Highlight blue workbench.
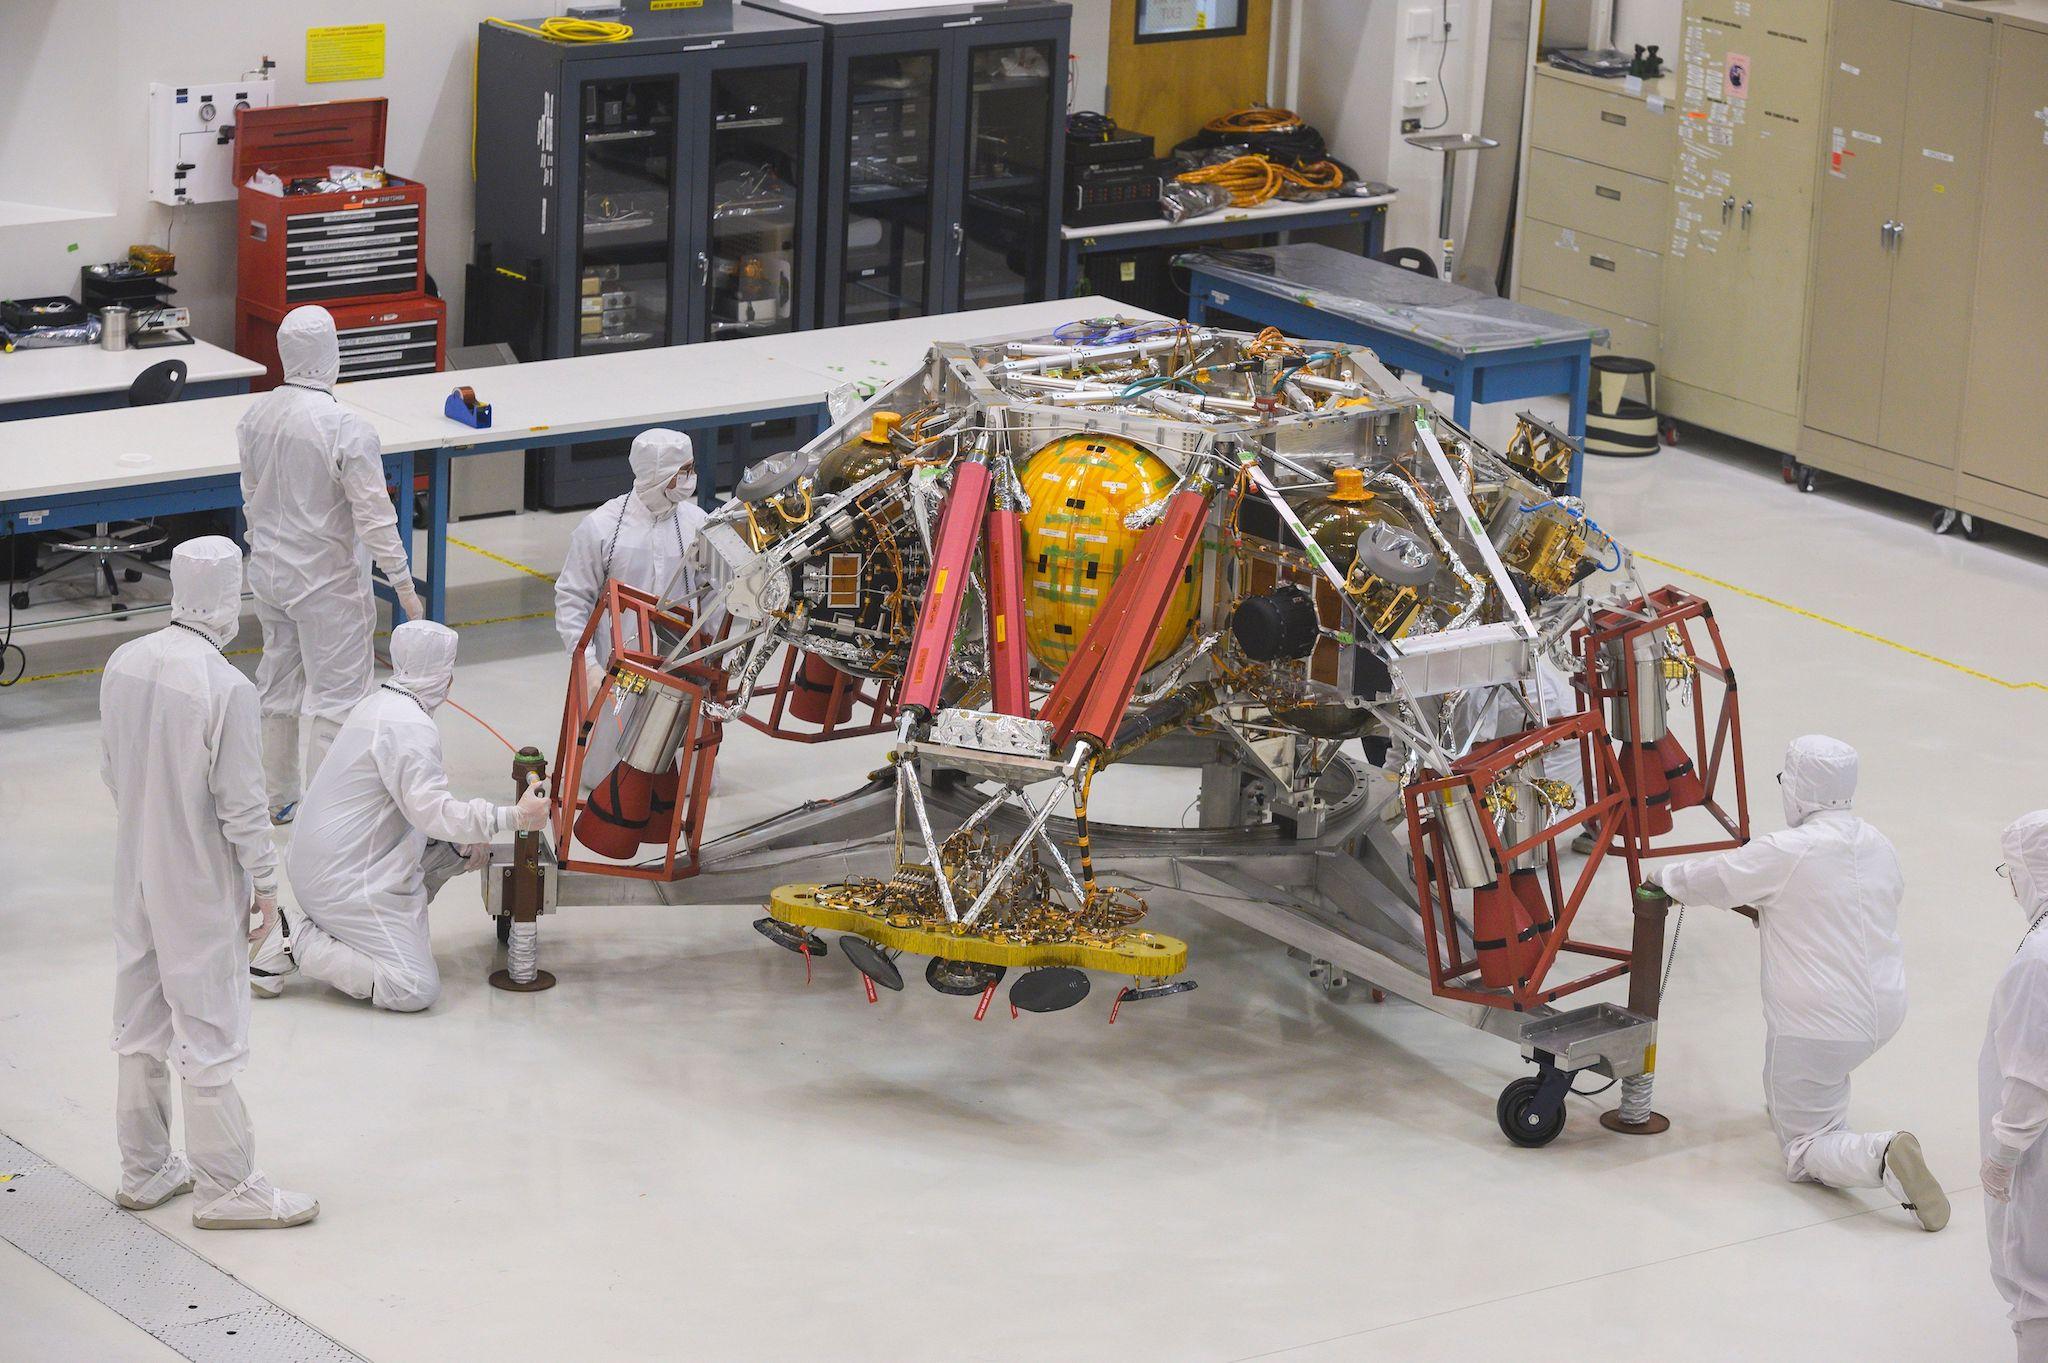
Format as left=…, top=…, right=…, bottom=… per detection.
left=1180, top=244, right=1604, bottom=495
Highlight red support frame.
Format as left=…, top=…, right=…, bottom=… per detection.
left=1576, top=585, right=1750, bottom=861
left=555, top=582, right=725, bottom=883
left=1401, top=711, right=1644, bottom=1013
left=739, top=647, right=899, bottom=743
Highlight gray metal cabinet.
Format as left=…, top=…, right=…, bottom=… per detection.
left=747, top=1, right=1070, bottom=328
left=471, top=8, right=824, bottom=506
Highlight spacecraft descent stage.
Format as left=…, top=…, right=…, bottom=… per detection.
left=483, top=319, right=1749, bottom=1146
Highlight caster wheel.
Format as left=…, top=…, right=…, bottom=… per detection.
left=1308, top=959, right=1354, bottom=1000
left=496, top=914, right=512, bottom=946
left=1963, top=515, right=1985, bottom=543
left=1497, top=1075, right=1566, bottom=1148
left=123, top=568, right=142, bottom=583
left=9, top=591, right=27, bottom=611
left=1661, top=419, right=1680, bottom=446
left=1780, top=454, right=1798, bottom=484
left=1796, top=466, right=1817, bottom=494
left=110, top=601, right=129, bottom=613
left=1932, top=508, right=1955, bottom=535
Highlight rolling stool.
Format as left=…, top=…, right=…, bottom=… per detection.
left=1584, top=355, right=1660, bottom=458
left=8, top=360, right=185, bottom=613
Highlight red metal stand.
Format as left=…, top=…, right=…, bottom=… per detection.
left=555, top=582, right=724, bottom=883
left=1402, top=711, right=1644, bottom=1013
left=1576, top=586, right=1749, bottom=861
left=739, top=647, right=899, bottom=743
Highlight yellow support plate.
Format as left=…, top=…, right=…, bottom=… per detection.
left=767, top=884, right=1188, bottom=978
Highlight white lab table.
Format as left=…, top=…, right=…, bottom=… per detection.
left=0, top=338, right=265, bottom=419
left=0, top=297, right=1169, bottom=621
left=752, top=296, right=1165, bottom=394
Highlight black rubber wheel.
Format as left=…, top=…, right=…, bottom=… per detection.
left=1931, top=509, right=1950, bottom=534
left=1497, top=1076, right=1567, bottom=1148
left=123, top=568, right=142, bottom=583
left=496, top=914, right=512, bottom=946
left=9, top=591, right=27, bottom=611
left=1964, top=516, right=1986, bottom=543
left=1796, top=466, right=1817, bottom=494
left=110, top=601, right=128, bottom=613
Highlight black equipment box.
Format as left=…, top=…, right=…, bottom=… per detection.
left=1066, top=124, right=1154, bottom=166
left=1064, top=158, right=1168, bottom=227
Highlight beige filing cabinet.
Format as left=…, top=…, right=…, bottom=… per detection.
left=1955, top=10, right=2048, bottom=538
left=1800, top=0, right=1994, bottom=507
left=1660, top=0, right=1831, bottom=453
left=1512, top=66, right=1678, bottom=367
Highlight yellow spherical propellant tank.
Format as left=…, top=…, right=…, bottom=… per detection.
left=1019, top=434, right=1201, bottom=674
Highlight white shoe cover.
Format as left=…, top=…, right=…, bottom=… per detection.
left=116, top=1152, right=194, bottom=1210
left=191, top=1174, right=319, bottom=1230
left=183, top=1079, right=318, bottom=1230
left=249, top=909, right=297, bottom=998
left=1883, top=1132, right=1949, bottom=1231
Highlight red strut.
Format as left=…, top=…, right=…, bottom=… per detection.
left=898, top=460, right=992, bottom=715
left=983, top=506, right=1030, bottom=716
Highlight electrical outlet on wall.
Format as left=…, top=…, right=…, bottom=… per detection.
left=1402, top=77, right=1432, bottom=108
left=1401, top=117, right=1423, bottom=134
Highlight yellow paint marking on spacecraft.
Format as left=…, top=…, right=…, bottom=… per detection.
left=1636, top=552, right=2048, bottom=697
left=768, top=883, right=1188, bottom=977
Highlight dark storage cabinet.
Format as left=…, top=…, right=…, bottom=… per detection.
left=472, top=8, right=823, bottom=506
left=748, top=1, right=1069, bottom=328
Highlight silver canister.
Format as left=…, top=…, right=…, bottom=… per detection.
left=100, top=306, right=133, bottom=351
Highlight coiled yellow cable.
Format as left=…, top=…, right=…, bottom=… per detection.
left=488, top=15, right=634, bottom=43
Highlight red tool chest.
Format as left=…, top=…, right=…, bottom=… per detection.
left=237, top=295, right=447, bottom=389
left=235, top=99, right=426, bottom=311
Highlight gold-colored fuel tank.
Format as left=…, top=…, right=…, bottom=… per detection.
left=1019, top=434, right=1201, bottom=674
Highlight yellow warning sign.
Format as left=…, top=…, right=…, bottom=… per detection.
left=650, top=0, right=705, bottom=9
left=306, top=24, right=387, bottom=84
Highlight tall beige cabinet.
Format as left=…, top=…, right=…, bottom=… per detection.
left=1955, top=14, right=2048, bottom=539
left=1659, top=0, right=1831, bottom=453
left=1512, top=67, right=1678, bottom=368
left=1799, top=0, right=1994, bottom=506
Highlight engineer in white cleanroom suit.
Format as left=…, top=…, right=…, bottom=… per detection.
left=1982, top=810, right=2048, bottom=1361
left=100, top=537, right=318, bottom=1230
left=554, top=428, right=709, bottom=671
left=1648, top=734, right=1948, bottom=1231
left=253, top=621, right=549, bottom=1012
left=238, top=304, right=425, bottom=825
left=553, top=428, right=709, bottom=776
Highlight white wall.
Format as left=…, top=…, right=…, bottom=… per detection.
left=1293, top=0, right=1494, bottom=252
left=1292, top=0, right=1680, bottom=257
left=0, top=0, right=1117, bottom=350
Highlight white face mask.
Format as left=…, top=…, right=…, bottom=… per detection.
left=669, top=467, right=697, bottom=505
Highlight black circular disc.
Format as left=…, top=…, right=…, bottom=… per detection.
left=1117, top=979, right=1198, bottom=1004
left=1009, top=966, right=1091, bottom=1014
left=1496, top=1075, right=1566, bottom=1148
left=925, top=957, right=1006, bottom=996
left=839, top=936, right=904, bottom=991
left=753, top=916, right=829, bottom=957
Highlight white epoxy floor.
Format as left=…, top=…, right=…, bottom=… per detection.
left=2, top=410, right=2043, bottom=1362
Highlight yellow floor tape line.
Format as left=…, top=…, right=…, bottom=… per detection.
left=7, top=611, right=551, bottom=687
left=448, top=535, right=557, bottom=582
left=1637, top=551, right=2048, bottom=696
